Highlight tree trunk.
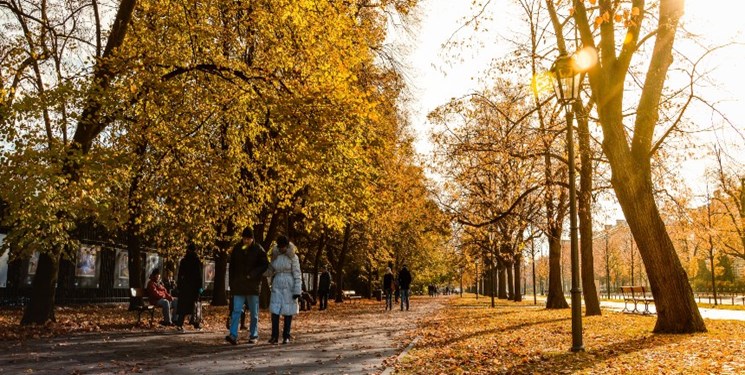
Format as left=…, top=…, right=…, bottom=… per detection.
left=496, top=260, right=509, bottom=299
left=613, top=169, right=705, bottom=332
left=577, top=103, right=601, bottom=316
left=546, top=224, right=569, bottom=309
left=21, top=252, right=60, bottom=325
left=572, top=0, right=705, bottom=333
left=126, top=228, right=144, bottom=311
left=505, top=260, right=514, bottom=300
left=211, top=249, right=229, bottom=306
left=513, top=256, right=522, bottom=302
left=333, top=223, right=352, bottom=303
left=310, top=233, right=326, bottom=299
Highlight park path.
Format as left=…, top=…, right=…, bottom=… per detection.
left=0, top=296, right=446, bottom=375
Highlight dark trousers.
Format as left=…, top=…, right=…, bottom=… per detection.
left=319, top=291, right=329, bottom=310
left=271, top=313, right=293, bottom=340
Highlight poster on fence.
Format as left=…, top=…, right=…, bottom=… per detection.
left=27, top=251, right=39, bottom=276
left=204, top=261, right=215, bottom=288
left=75, top=245, right=99, bottom=278
left=114, top=249, right=129, bottom=288
left=0, top=234, right=7, bottom=288
left=145, top=253, right=161, bottom=280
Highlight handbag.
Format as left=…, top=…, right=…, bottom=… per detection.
left=190, top=297, right=202, bottom=328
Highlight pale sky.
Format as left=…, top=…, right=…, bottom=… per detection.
left=387, top=0, right=745, bottom=216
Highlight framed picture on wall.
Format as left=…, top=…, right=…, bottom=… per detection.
left=75, top=245, right=99, bottom=278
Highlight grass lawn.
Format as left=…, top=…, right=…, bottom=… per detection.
left=395, top=295, right=745, bottom=374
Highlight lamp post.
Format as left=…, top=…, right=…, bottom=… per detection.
left=551, top=52, right=584, bottom=353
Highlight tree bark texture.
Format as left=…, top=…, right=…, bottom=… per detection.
left=576, top=103, right=601, bottom=316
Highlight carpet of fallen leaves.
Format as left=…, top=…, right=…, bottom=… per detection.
left=0, top=302, right=238, bottom=342
left=394, top=296, right=745, bottom=375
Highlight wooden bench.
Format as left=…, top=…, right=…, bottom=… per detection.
left=129, top=287, right=155, bottom=325
left=342, top=290, right=362, bottom=302
left=620, top=285, right=655, bottom=315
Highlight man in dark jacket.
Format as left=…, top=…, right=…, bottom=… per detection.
left=226, top=227, right=269, bottom=345
left=175, top=243, right=203, bottom=331
left=317, top=265, right=331, bottom=310
left=398, top=265, right=412, bottom=311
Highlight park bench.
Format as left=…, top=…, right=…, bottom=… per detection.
left=129, top=287, right=155, bottom=325
left=342, top=290, right=362, bottom=302
left=620, top=285, right=655, bottom=315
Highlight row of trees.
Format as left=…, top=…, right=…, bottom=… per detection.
left=430, top=0, right=741, bottom=334
left=0, top=0, right=454, bottom=325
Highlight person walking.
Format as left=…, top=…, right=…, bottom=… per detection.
left=146, top=269, right=178, bottom=325
left=268, top=235, right=302, bottom=344
left=398, top=265, right=412, bottom=311
left=383, top=267, right=394, bottom=311
left=175, top=243, right=203, bottom=331
left=226, top=227, right=269, bottom=345
left=317, top=265, right=331, bottom=311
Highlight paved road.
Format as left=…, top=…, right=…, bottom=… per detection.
left=0, top=298, right=444, bottom=375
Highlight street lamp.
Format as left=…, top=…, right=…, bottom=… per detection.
left=551, top=51, right=586, bottom=353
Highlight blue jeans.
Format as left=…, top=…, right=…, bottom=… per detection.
left=230, top=295, right=259, bottom=339
left=155, top=298, right=177, bottom=324
left=385, top=291, right=393, bottom=310
left=400, top=289, right=410, bottom=310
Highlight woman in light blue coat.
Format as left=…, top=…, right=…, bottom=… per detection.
left=268, top=235, right=302, bottom=344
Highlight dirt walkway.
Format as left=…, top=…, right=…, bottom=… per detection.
left=0, top=296, right=447, bottom=375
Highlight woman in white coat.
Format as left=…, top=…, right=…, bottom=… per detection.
left=268, top=235, right=302, bottom=344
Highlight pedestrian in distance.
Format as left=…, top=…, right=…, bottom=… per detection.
left=383, top=267, right=395, bottom=311
left=175, top=242, right=203, bottom=331
left=267, top=235, right=302, bottom=345
left=225, top=227, right=269, bottom=345
left=146, top=268, right=178, bottom=326
left=317, top=265, right=331, bottom=311
left=398, top=265, right=412, bottom=311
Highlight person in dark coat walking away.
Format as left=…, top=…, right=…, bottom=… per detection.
left=225, top=227, right=269, bottom=345
left=383, top=267, right=395, bottom=311
left=175, top=243, right=203, bottom=331
left=398, top=265, right=412, bottom=311
left=317, top=265, right=331, bottom=310
left=268, top=235, right=302, bottom=344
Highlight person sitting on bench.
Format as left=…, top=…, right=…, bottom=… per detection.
left=146, top=269, right=178, bottom=326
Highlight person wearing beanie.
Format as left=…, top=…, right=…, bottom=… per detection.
left=267, top=235, right=302, bottom=344
left=226, top=226, right=269, bottom=345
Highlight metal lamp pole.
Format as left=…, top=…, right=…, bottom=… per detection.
left=551, top=53, right=584, bottom=353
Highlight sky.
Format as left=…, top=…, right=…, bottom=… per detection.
left=387, top=0, right=745, bottom=219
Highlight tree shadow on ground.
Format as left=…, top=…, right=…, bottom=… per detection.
left=503, top=334, right=686, bottom=374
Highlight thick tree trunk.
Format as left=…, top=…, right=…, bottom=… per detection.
left=513, top=256, right=522, bottom=302
left=572, top=0, right=705, bottom=333
left=333, top=224, right=352, bottom=303
left=21, top=252, right=60, bottom=325
left=577, top=105, right=601, bottom=316
left=546, top=225, right=569, bottom=309
left=211, top=250, right=229, bottom=306
left=505, top=261, right=514, bottom=300
left=310, top=234, right=326, bottom=299
left=496, top=260, right=507, bottom=300
left=614, top=174, right=706, bottom=332
left=126, top=229, right=144, bottom=311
